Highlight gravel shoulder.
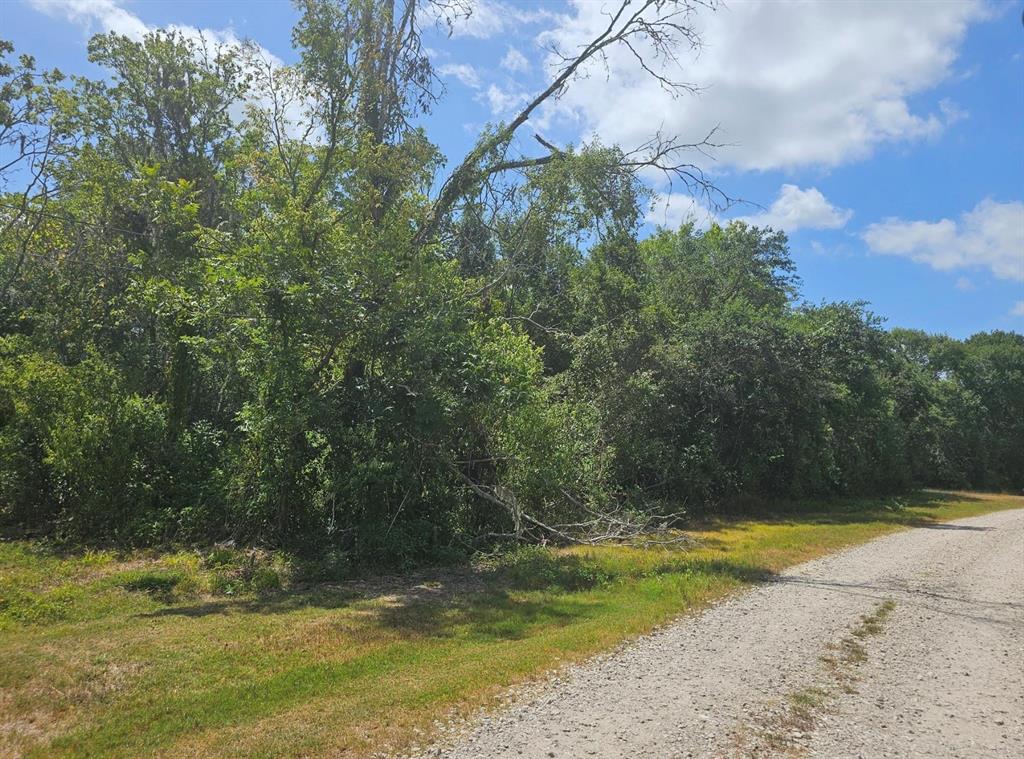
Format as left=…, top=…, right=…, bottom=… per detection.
left=414, top=508, right=1024, bottom=759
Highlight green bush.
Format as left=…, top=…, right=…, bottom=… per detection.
left=1, top=20, right=1020, bottom=568
left=0, top=339, right=227, bottom=544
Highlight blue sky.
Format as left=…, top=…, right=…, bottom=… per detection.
left=6, top=0, right=1023, bottom=337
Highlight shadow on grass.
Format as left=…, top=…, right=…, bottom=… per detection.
left=135, top=589, right=588, bottom=644
left=137, top=554, right=774, bottom=642
left=371, top=556, right=773, bottom=641
left=133, top=490, right=1009, bottom=626
left=375, top=593, right=583, bottom=641
left=137, top=586, right=363, bottom=618
left=689, top=490, right=988, bottom=534
left=135, top=582, right=601, bottom=643
left=120, top=571, right=183, bottom=603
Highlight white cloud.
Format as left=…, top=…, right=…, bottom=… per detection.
left=539, top=0, right=985, bottom=172
left=481, top=83, right=530, bottom=116
left=29, top=0, right=149, bottom=39
left=29, top=0, right=257, bottom=52
left=647, top=193, right=717, bottom=230
left=955, top=276, right=976, bottom=291
left=939, top=98, right=969, bottom=125
left=1012, top=301, right=1024, bottom=317
left=439, top=63, right=481, bottom=89
left=501, top=47, right=530, bottom=74
left=863, top=199, right=1024, bottom=282
left=736, top=185, right=852, bottom=233
left=27, top=0, right=317, bottom=137
left=449, top=0, right=505, bottom=39
left=649, top=185, right=851, bottom=235
left=450, top=1, right=556, bottom=40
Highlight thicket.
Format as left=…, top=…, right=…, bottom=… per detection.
left=1, top=3, right=1021, bottom=566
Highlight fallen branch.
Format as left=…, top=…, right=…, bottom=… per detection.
left=450, top=466, right=693, bottom=548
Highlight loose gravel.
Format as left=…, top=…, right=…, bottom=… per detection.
left=408, top=508, right=1024, bottom=758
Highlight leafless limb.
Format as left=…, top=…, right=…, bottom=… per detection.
left=416, top=0, right=720, bottom=245
left=450, top=464, right=692, bottom=547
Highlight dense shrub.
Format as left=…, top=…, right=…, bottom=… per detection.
left=1, top=23, right=1020, bottom=565
left=0, top=340, right=226, bottom=543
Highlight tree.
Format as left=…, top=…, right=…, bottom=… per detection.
left=1, top=2, right=1021, bottom=560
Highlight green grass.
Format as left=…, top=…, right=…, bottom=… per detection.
left=0, top=490, right=1020, bottom=757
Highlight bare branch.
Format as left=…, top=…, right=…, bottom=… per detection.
left=415, top=0, right=718, bottom=245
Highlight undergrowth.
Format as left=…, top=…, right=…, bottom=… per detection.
left=0, top=490, right=1019, bottom=758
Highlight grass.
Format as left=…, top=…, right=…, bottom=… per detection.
left=740, top=598, right=900, bottom=757
left=851, top=598, right=896, bottom=639
left=0, top=490, right=1021, bottom=757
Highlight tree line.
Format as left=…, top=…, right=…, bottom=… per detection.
left=1, top=1, right=1021, bottom=566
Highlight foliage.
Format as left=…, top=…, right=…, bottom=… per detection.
left=0, top=8, right=1021, bottom=563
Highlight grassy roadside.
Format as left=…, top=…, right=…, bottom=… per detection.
left=1, top=490, right=1021, bottom=757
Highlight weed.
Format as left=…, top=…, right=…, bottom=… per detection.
left=737, top=599, right=898, bottom=756
left=0, top=492, right=1016, bottom=758
left=120, top=570, right=184, bottom=601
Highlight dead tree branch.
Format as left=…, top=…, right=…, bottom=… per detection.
left=450, top=465, right=692, bottom=547
left=415, top=0, right=719, bottom=245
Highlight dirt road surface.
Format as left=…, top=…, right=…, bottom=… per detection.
left=416, top=508, right=1024, bottom=758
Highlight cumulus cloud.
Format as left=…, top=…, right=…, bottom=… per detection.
left=448, top=0, right=504, bottom=39
left=29, top=0, right=257, bottom=53
left=736, top=185, right=852, bottom=233
left=955, top=276, right=976, bottom=291
left=439, top=63, right=481, bottom=89
left=29, top=0, right=149, bottom=39
left=650, top=185, right=852, bottom=235
left=863, top=199, right=1024, bottom=281
left=481, top=83, right=530, bottom=116
left=1012, top=301, right=1024, bottom=317
left=539, top=0, right=985, bottom=172
left=450, top=1, right=555, bottom=40
left=501, top=47, right=530, bottom=74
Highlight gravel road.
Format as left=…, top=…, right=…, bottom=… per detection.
left=418, top=507, right=1024, bottom=758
